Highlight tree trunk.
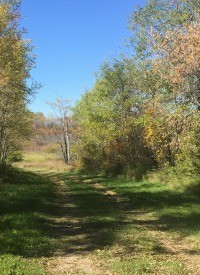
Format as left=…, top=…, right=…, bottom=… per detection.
left=63, top=121, right=70, bottom=164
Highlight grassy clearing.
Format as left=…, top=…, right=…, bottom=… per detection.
left=2, top=151, right=199, bottom=274
left=15, top=151, right=74, bottom=172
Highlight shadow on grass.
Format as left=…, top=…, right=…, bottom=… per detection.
left=1, top=169, right=199, bottom=259
left=0, top=169, right=56, bottom=258
left=44, top=172, right=200, bottom=257
left=0, top=169, right=126, bottom=258
left=43, top=172, right=126, bottom=255
left=89, top=175, right=200, bottom=241
left=66, top=174, right=200, bottom=239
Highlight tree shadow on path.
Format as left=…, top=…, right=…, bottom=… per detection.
left=45, top=173, right=127, bottom=256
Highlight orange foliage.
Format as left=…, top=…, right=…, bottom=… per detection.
left=159, top=18, right=200, bottom=84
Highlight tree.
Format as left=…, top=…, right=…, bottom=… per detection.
left=0, top=0, right=35, bottom=164
left=30, top=112, right=55, bottom=147
left=128, top=0, right=199, bottom=61
left=74, top=61, right=156, bottom=174
left=154, top=16, right=200, bottom=109
left=126, top=0, right=200, bottom=170
left=73, top=0, right=199, bottom=181
left=47, top=98, right=72, bottom=164
left=152, top=13, right=200, bottom=172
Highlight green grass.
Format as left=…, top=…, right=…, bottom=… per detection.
left=0, top=255, right=46, bottom=275
left=55, top=173, right=191, bottom=274
left=86, top=176, right=199, bottom=273
left=0, top=167, right=55, bottom=274
left=1, top=152, right=199, bottom=274
left=97, top=177, right=200, bottom=243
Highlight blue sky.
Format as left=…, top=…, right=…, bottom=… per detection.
left=21, top=0, right=144, bottom=115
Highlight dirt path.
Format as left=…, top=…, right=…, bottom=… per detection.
left=149, top=230, right=200, bottom=274
left=45, top=175, right=113, bottom=275
left=47, top=255, right=111, bottom=275
left=43, top=174, right=199, bottom=275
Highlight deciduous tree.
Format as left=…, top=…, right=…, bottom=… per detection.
left=0, top=0, right=35, bottom=164
left=47, top=98, right=72, bottom=164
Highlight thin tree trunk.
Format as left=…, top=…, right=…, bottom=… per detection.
left=63, top=121, right=70, bottom=164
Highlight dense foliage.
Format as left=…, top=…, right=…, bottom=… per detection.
left=73, top=0, right=200, bottom=184
left=0, top=0, right=35, bottom=164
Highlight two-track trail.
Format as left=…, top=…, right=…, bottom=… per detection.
left=44, top=174, right=114, bottom=275
left=35, top=172, right=199, bottom=275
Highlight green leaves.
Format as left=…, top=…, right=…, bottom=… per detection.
left=0, top=0, right=35, bottom=164
left=73, top=0, right=199, bottom=178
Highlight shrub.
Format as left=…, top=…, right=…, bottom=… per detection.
left=146, top=164, right=199, bottom=191
left=7, top=151, right=23, bottom=163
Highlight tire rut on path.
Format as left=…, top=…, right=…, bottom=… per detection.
left=87, top=180, right=200, bottom=275
left=45, top=175, right=113, bottom=275
left=42, top=173, right=199, bottom=275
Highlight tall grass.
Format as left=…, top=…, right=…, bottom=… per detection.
left=14, top=151, right=74, bottom=172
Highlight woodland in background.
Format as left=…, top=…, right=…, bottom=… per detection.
left=0, top=0, right=199, bottom=188
left=26, top=107, right=76, bottom=164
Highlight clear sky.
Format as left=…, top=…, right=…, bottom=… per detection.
left=21, top=0, right=145, bottom=115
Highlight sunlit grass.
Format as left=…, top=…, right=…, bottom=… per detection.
left=14, top=151, right=74, bottom=172
left=0, top=167, right=55, bottom=274
left=99, top=178, right=200, bottom=245
left=0, top=255, right=46, bottom=275
left=56, top=173, right=188, bottom=274
left=65, top=173, right=198, bottom=273
left=1, top=151, right=199, bottom=274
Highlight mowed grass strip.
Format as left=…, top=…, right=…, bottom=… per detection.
left=97, top=177, right=200, bottom=245
left=0, top=167, right=56, bottom=274
left=55, top=174, right=190, bottom=274
left=84, top=175, right=200, bottom=274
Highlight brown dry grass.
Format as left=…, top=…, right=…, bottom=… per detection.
left=14, top=151, right=75, bottom=172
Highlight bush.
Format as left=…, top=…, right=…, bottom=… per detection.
left=146, top=164, right=199, bottom=191
left=79, top=156, right=103, bottom=174
left=7, top=151, right=23, bottom=163
left=0, top=164, right=18, bottom=183
left=104, top=162, right=124, bottom=176
left=123, top=165, right=146, bottom=181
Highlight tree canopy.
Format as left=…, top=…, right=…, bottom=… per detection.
left=0, top=0, right=35, bottom=164
left=73, top=0, right=200, bottom=180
